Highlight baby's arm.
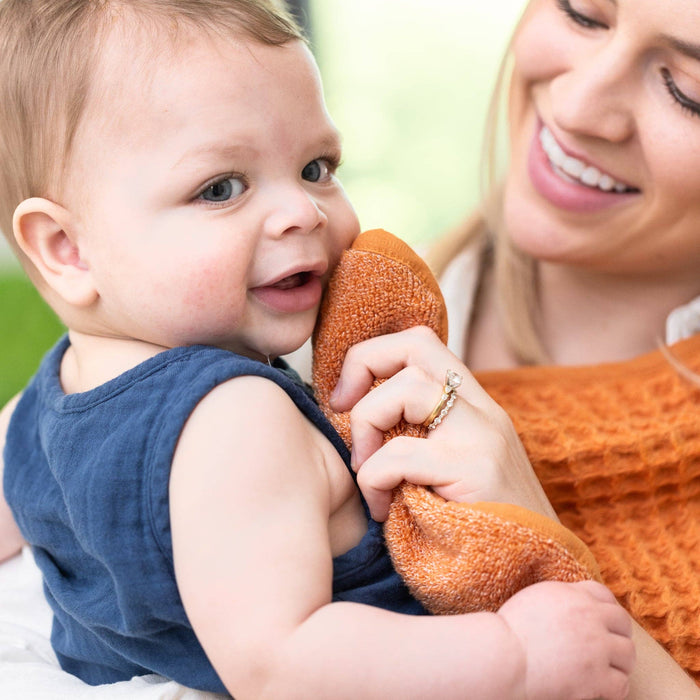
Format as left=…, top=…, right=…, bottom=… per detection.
left=0, top=394, right=25, bottom=562
left=169, top=375, right=633, bottom=699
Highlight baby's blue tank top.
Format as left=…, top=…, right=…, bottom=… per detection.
left=4, top=337, right=426, bottom=692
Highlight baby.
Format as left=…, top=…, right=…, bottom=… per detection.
left=0, top=1, right=634, bottom=698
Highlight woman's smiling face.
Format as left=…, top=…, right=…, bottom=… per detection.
left=503, top=0, right=700, bottom=281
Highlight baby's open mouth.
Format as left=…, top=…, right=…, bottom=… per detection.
left=252, top=269, right=323, bottom=314
left=271, top=271, right=313, bottom=290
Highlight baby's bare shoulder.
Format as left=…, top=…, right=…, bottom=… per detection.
left=171, top=374, right=333, bottom=504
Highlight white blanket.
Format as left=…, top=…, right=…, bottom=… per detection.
left=0, top=548, right=227, bottom=699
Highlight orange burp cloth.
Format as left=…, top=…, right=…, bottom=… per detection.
left=312, top=229, right=598, bottom=615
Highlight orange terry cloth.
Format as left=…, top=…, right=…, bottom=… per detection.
left=312, top=229, right=598, bottom=617
left=477, top=341, right=700, bottom=683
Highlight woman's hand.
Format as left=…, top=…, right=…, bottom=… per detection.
left=330, top=326, right=558, bottom=522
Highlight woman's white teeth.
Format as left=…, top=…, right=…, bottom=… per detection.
left=540, top=126, right=629, bottom=193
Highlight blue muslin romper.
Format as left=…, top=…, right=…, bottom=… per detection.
left=4, top=337, right=426, bottom=692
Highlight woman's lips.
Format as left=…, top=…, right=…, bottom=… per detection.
left=527, top=122, right=639, bottom=213
left=251, top=271, right=323, bottom=314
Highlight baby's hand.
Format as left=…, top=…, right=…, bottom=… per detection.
left=498, top=580, right=635, bottom=700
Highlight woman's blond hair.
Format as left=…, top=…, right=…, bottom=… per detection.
left=0, top=0, right=304, bottom=269
left=430, top=2, right=547, bottom=365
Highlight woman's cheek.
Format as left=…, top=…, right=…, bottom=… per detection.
left=511, top=2, right=574, bottom=86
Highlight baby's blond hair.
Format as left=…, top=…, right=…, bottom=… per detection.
left=0, top=0, right=304, bottom=270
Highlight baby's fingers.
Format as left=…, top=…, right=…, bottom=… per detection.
left=604, top=600, right=634, bottom=642
left=576, top=581, right=634, bottom=640
left=608, top=630, right=636, bottom=676
left=575, top=579, right=618, bottom=603
left=598, top=668, right=632, bottom=700
left=601, top=602, right=636, bottom=677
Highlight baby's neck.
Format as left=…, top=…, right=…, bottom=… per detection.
left=60, top=331, right=169, bottom=394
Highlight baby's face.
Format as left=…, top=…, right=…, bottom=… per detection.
left=61, top=32, right=360, bottom=361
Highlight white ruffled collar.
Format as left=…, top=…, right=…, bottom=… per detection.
left=666, top=296, right=700, bottom=344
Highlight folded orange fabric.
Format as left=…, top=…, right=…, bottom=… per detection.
left=312, top=229, right=597, bottom=616
left=477, top=338, right=700, bottom=682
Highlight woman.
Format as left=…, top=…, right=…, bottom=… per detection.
left=432, top=0, right=700, bottom=695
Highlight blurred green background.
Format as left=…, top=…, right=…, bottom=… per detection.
left=0, top=0, right=524, bottom=407
left=0, top=273, right=64, bottom=406
left=312, top=0, right=523, bottom=246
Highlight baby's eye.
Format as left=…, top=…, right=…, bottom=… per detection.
left=198, top=176, right=246, bottom=203
left=301, top=158, right=335, bottom=183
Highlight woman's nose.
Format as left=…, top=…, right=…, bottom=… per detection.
left=549, top=39, right=635, bottom=143
left=264, top=184, right=327, bottom=238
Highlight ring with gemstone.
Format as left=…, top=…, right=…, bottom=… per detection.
left=423, top=369, right=463, bottom=431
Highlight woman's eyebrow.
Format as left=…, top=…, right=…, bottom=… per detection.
left=665, top=36, right=700, bottom=63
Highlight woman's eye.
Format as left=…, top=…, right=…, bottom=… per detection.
left=661, top=68, right=700, bottom=119
left=556, top=0, right=607, bottom=30
left=198, top=176, right=246, bottom=203
left=301, top=158, right=334, bottom=183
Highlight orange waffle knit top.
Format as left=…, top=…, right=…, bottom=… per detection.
left=476, top=335, right=700, bottom=683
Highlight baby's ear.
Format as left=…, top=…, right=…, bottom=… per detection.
left=13, top=197, right=97, bottom=307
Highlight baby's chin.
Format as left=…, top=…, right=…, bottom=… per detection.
left=279, top=338, right=312, bottom=377
left=225, top=332, right=314, bottom=366
left=259, top=314, right=319, bottom=361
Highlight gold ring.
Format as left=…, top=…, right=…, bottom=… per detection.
left=423, top=369, right=463, bottom=431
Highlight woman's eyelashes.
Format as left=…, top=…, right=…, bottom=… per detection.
left=555, top=0, right=607, bottom=30
left=661, top=68, right=700, bottom=119
left=555, top=0, right=700, bottom=121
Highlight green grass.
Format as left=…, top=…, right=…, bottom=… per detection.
left=0, top=269, right=65, bottom=407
